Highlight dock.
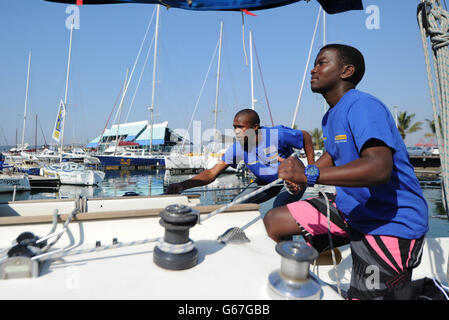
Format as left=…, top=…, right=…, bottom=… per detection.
left=409, top=155, right=441, bottom=168
left=28, top=175, right=60, bottom=191
left=100, top=165, right=164, bottom=171
left=409, top=155, right=441, bottom=182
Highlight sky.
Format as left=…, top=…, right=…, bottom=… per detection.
left=0, top=0, right=439, bottom=148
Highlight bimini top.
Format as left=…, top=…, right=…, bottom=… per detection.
left=44, top=0, right=364, bottom=14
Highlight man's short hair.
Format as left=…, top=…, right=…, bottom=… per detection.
left=234, top=109, right=260, bottom=126
left=321, top=44, right=365, bottom=86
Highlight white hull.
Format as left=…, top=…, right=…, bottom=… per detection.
left=0, top=194, right=201, bottom=217
left=0, top=173, right=31, bottom=193
left=57, top=169, right=104, bottom=186
left=164, top=153, right=208, bottom=170
left=165, top=152, right=237, bottom=173
left=40, top=162, right=105, bottom=186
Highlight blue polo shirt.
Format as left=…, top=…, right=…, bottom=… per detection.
left=322, top=89, right=428, bottom=239
left=222, top=125, right=304, bottom=184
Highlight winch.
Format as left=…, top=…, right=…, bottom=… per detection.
left=153, top=204, right=199, bottom=270
left=268, top=240, right=321, bottom=300
left=0, top=232, right=46, bottom=279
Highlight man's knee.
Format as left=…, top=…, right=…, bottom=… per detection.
left=263, top=207, right=287, bottom=242
left=263, top=208, right=276, bottom=239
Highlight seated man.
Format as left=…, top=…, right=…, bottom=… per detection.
left=166, top=109, right=315, bottom=208
left=263, top=44, right=428, bottom=300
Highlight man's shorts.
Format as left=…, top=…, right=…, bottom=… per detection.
left=286, top=193, right=425, bottom=300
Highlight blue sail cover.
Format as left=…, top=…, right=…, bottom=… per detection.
left=45, top=0, right=363, bottom=14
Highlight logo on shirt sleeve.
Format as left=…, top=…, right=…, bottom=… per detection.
left=334, top=134, right=347, bottom=143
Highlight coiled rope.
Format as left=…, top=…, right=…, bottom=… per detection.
left=417, top=0, right=449, bottom=219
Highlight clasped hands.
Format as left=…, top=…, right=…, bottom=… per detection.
left=277, top=156, right=307, bottom=194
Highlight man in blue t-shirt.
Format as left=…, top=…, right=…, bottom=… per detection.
left=166, top=109, right=315, bottom=208
left=263, top=44, right=429, bottom=300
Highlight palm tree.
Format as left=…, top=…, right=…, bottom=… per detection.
left=396, top=110, right=423, bottom=140
left=425, top=115, right=442, bottom=137
left=310, top=128, right=324, bottom=150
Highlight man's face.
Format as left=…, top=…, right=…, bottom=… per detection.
left=233, top=114, right=258, bottom=145
left=310, top=48, right=344, bottom=94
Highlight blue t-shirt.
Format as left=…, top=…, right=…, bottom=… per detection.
left=222, top=125, right=304, bottom=184
left=322, top=89, right=428, bottom=239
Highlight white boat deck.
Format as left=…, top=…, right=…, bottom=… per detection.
left=0, top=203, right=447, bottom=300
left=0, top=206, right=343, bottom=300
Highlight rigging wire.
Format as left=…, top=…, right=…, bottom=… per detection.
left=241, top=11, right=249, bottom=66
left=291, top=6, right=323, bottom=128
left=181, top=39, right=220, bottom=151
left=125, top=34, right=155, bottom=122
left=252, top=37, right=275, bottom=126
left=111, top=7, right=156, bottom=128
left=125, top=7, right=157, bottom=122
left=97, top=81, right=124, bottom=148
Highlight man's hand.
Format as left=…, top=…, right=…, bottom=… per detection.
left=278, top=156, right=306, bottom=185
left=165, top=183, right=184, bottom=194
left=284, top=180, right=306, bottom=195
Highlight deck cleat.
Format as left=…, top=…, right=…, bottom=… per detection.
left=153, top=204, right=199, bottom=270
left=268, top=240, right=321, bottom=300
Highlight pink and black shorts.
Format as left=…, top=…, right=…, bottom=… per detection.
left=287, top=193, right=425, bottom=300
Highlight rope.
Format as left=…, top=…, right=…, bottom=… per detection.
left=417, top=1, right=449, bottom=218
left=32, top=237, right=159, bottom=261
left=314, top=186, right=341, bottom=296
left=199, top=178, right=283, bottom=223
left=37, top=208, right=80, bottom=252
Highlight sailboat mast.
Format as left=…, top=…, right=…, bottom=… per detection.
left=322, top=11, right=327, bottom=116
left=114, top=68, right=129, bottom=155
left=214, top=20, right=224, bottom=134
left=250, top=30, right=255, bottom=110
left=21, top=51, right=32, bottom=152
left=35, top=114, right=38, bottom=151
left=60, top=19, right=74, bottom=162
left=149, top=4, right=161, bottom=154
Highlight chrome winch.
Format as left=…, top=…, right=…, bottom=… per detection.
left=268, top=240, right=321, bottom=300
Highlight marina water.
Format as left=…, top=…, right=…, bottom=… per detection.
left=1, top=170, right=447, bottom=238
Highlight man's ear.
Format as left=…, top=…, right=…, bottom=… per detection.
left=341, top=64, right=355, bottom=81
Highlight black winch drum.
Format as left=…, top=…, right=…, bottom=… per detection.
left=153, top=204, right=199, bottom=270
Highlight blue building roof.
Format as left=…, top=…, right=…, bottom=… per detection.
left=86, top=121, right=170, bottom=148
